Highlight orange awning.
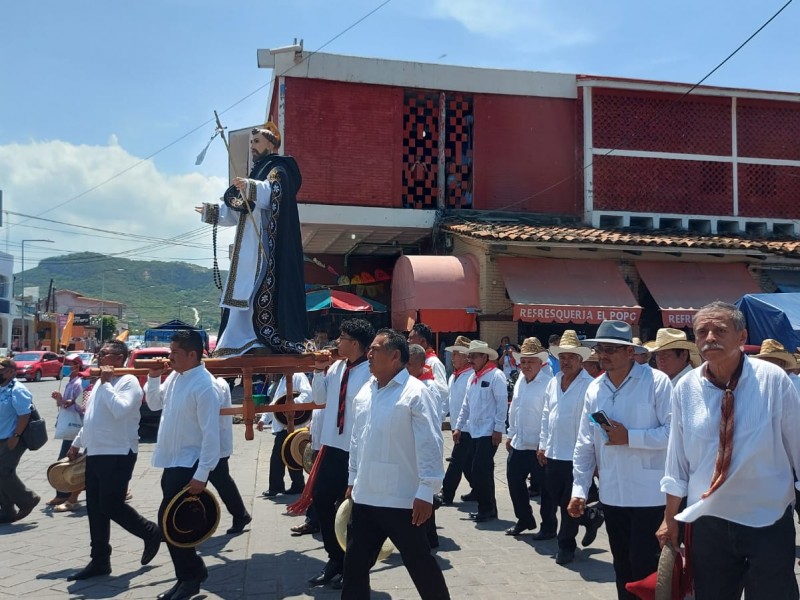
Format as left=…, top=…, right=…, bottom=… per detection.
left=391, top=255, right=480, bottom=332
left=636, top=261, right=762, bottom=328
left=497, top=257, right=641, bottom=325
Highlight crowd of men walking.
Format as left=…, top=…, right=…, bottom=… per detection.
left=2, top=301, right=800, bottom=600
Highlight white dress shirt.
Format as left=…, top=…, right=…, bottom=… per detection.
left=425, top=353, right=449, bottom=420
left=310, top=406, right=325, bottom=451
left=540, top=369, right=595, bottom=461
left=455, top=366, right=508, bottom=438
left=789, top=372, right=800, bottom=395
left=348, top=369, right=444, bottom=508
left=215, top=377, right=233, bottom=459
left=572, top=361, right=672, bottom=507
left=447, top=368, right=471, bottom=432
left=72, top=374, right=142, bottom=456
left=507, top=369, right=552, bottom=450
left=661, top=357, right=800, bottom=526
left=312, top=359, right=371, bottom=451
left=147, top=365, right=221, bottom=482
left=259, top=373, right=311, bottom=434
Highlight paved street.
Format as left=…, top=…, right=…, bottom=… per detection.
left=2, top=377, right=798, bottom=599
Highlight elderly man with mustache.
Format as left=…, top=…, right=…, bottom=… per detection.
left=658, top=301, right=800, bottom=600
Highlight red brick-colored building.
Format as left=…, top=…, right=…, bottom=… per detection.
left=241, top=48, right=800, bottom=345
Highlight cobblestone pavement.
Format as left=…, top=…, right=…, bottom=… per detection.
left=3, top=378, right=799, bottom=599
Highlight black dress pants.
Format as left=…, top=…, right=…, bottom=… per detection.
left=312, top=446, right=349, bottom=567
left=469, top=435, right=498, bottom=514
left=208, top=456, right=248, bottom=520
left=441, top=431, right=473, bottom=502
left=159, top=466, right=206, bottom=581
left=341, top=502, right=450, bottom=600
left=506, top=448, right=538, bottom=527
left=85, top=452, right=158, bottom=564
left=544, top=458, right=594, bottom=551
left=691, top=504, right=798, bottom=600
left=269, top=430, right=305, bottom=493
left=602, top=504, right=664, bottom=600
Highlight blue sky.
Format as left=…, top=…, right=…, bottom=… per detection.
left=1, top=0, right=797, bottom=278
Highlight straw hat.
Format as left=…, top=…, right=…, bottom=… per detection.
left=649, top=328, right=702, bottom=367
left=281, top=428, right=311, bottom=471
left=754, top=339, right=798, bottom=369
left=302, top=443, right=315, bottom=475
left=625, top=541, right=688, bottom=600
left=271, top=391, right=313, bottom=427
left=445, top=336, right=471, bottom=354
left=335, top=497, right=394, bottom=561
left=162, top=487, right=220, bottom=548
left=582, top=320, right=643, bottom=349
left=513, top=337, right=550, bottom=363
left=47, top=454, right=87, bottom=493
left=583, top=349, right=600, bottom=364
left=550, top=330, right=591, bottom=361
left=465, top=340, right=498, bottom=361
left=632, top=337, right=650, bottom=356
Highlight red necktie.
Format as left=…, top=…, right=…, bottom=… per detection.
left=337, top=355, right=367, bottom=435
left=701, top=353, right=745, bottom=498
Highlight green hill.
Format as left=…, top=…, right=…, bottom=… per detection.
left=20, top=252, right=225, bottom=334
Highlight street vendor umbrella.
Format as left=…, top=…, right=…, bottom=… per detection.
left=306, top=289, right=374, bottom=313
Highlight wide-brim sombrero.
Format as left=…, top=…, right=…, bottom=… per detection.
left=281, top=428, right=310, bottom=471
left=625, top=542, right=687, bottom=600
left=335, top=497, right=394, bottom=561
left=272, top=392, right=313, bottom=427
left=47, top=454, right=87, bottom=493
left=162, top=486, right=220, bottom=548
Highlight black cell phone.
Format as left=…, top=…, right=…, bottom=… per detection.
left=591, top=410, right=612, bottom=427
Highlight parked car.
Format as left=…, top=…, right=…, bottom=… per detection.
left=14, top=351, right=64, bottom=382
left=127, top=347, right=171, bottom=439
left=66, top=352, right=96, bottom=368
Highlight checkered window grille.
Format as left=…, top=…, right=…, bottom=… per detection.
left=402, top=91, right=474, bottom=209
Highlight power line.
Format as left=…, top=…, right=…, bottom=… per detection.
left=9, top=0, right=393, bottom=229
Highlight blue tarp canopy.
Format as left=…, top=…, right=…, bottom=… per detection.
left=735, top=293, right=800, bottom=351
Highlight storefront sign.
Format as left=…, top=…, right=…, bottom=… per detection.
left=73, top=313, right=92, bottom=326
left=661, top=310, right=696, bottom=328
left=514, top=304, right=641, bottom=325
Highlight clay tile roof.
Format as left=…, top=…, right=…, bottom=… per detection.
left=441, top=218, right=800, bottom=259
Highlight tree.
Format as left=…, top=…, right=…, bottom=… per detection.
left=100, top=316, right=117, bottom=341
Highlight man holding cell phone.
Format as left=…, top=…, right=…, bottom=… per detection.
left=567, top=320, right=672, bottom=600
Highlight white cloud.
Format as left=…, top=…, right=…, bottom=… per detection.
left=0, top=139, right=231, bottom=268
left=428, top=0, right=594, bottom=49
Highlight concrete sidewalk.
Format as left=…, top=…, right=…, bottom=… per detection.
left=2, top=379, right=796, bottom=599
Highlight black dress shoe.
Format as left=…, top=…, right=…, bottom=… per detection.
left=556, top=548, right=576, bottom=565
left=530, top=530, right=557, bottom=541
left=434, top=493, right=453, bottom=507
left=14, top=495, right=40, bottom=522
left=290, top=522, right=320, bottom=537
left=168, top=578, right=203, bottom=600
left=330, top=573, right=343, bottom=589
left=460, top=491, right=477, bottom=502
left=285, top=486, right=305, bottom=495
left=67, top=561, right=112, bottom=581
left=156, top=581, right=180, bottom=600
left=141, top=530, right=161, bottom=565
left=308, top=562, right=343, bottom=587
left=472, top=510, right=498, bottom=523
left=505, top=520, right=536, bottom=536
left=227, top=513, right=252, bottom=534
left=261, top=489, right=283, bottom=498
left=581, top=506, right=605, bottom=547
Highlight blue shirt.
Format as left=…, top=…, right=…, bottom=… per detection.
left=548, top=354, right=561, bottom=375
left=0, top=380, right=33, bottom=439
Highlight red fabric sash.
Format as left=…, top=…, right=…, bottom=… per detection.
left=453, top=365, right=471, bottom=378
left=470, top=362, right=497, bottom=385
left=286, top=445, right=326, bottom=516
left=418, top=366, right=435, bottom=381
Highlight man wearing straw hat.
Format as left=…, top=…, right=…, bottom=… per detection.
left=454, top=340, right=508, bottom=522
left=307, top=318, right=374, bottom=588
left=437, top=336, right=474, bottom=506
left=146, top=330, right=221, bottom=600
left=649, top=328, right=701, bottom=385
left=342, top=328, right=449, bottom=599
left=66, top=340, right=160, bottom=581
left=504, top=337, right=553, bottom=537
left=568, top=320, right=672, bottom=599
left=659, top=302, right=800, bottom=600
left=538, top=331, right=604, bottom=564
